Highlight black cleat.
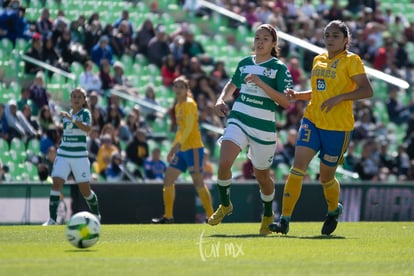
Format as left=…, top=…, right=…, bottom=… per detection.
left=321, top=203, right=343, bottom=235
left=151, top=216, right=174, bottom=224
left=268, top=217, right=290, bottom=234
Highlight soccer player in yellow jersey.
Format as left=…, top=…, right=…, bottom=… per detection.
left=152, top=76, right=214, bottom=223
left=269, top=20, right=373, bottom=235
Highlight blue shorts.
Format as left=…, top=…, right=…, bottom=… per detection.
left=296, top=118, right=352, bottom=167
left=169, top=147, right=204, bottom=174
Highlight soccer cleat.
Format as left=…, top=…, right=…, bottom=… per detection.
left=151, top=216, right=174, bottom=224
left=268, top=217, right=290, bottom=234
left=42, top=218, right=57, bottom=226
left=259, top=213, right=274, bottom=235
left=207, top=202, right=233, bottom=226
left=321, top=203, right=343, bottom=235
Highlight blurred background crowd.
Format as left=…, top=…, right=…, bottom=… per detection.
left=1, top=0, right=414, bottom=183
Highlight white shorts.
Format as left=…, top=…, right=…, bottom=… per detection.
left=51, top=156, right=91, bottom=183
left=221, top=124, right=276, bottom=170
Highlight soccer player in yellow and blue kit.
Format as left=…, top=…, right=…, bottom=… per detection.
left=152, top=76, right=214, bottom=223
left=269, top=20, right=373, bottom=235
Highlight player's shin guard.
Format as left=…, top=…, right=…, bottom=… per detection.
left=163, top=184, right=175, bottom=218
left=84, top=190, right=100, bottom=217
left=322, top=178, right=340, bottom=213
left=217, top=178, right=232, bottom=206
left=196, top=185, right=214, bottom=218
left=281, top=168, right=305, bottom=217
left=261, top=190, right=274, bottom=217
left=49, top=190, right=61, bottom=221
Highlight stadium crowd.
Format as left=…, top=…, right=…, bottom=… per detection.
left=1, top=0, right=414, bottom=182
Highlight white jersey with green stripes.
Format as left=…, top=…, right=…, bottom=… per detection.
left=228, top=55, right=293, bottom=145
left=57, top=108, right=91, bottom=158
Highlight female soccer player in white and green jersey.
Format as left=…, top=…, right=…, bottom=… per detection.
left=43, top=88, right=101, bottom=225
left=207, top=24, right=294, bottom=235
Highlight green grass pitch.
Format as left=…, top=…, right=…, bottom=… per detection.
left=0, top=222, right=413, bottom=275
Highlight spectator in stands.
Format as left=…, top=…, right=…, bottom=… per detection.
left=79, top=60, right=103, bottom=95
left=38, top=105, right=55, bottom=133
left=36, top=8, right=53, bottom=39
left=0, top=0, right=20, bottom=43
left=147, top=24, right=171, bottom=68
left=39, top=125, right=59, bottom=156
left=355, top=139, right=380, bottom=181
left=342, top=140, right=360, bottom=173
left=98, top=58, right=115, bottom=91
left=285, top=100, right=306, bottom=130
left=4, top=99, right=37, bottom=141
left=144, top=147, right=167, bottom=180
left=209, top=60, right=229, bottom=90
left=22, top=103, right=40, bottom=137
left=104, top=103, right=122, bottom=130
left=105, top=152, right=129, bottom=182
left=112, top=61, right=138, bottom=96
left=91, top=35, right=114, bottom=67
left=169, top=34, right=184, bottom=62
left=100, top=123, right=121, bottom=151
left=273, top=128, right=298, bottom=168
left=385, top=86, right=411, bottom=125
left=93, top=133, right=119, bottom=179
left=118, top=112, right=138, bottom=143
left=182, top=30, right=212, bottom=65
left=131, top=105, right=152, bottom=135
left=42, top=32, right=68, bottom=76
left=378, top=140, right=395, bottom=173
left=161, top=54, right=180, bottom=87
left=29, top=71, right=49, bottom=115
left=24, top=32, right=44, bottom=75
left=125, top=128, right=149, bottom=179
left=69, top=18, right=85, bottom=44
left=239, top=158, right=254, bottom=180
left=17, top=87, right=35, bottom=113
left=288, top=57, right=306, bottom=90
left=0, top=160, right=9, bottom=182
left=83, top=19, right=102, bottom=55
left=106, top=93, right=126, bottom=118
left=393, top=144, right=411, bottom=180
left=0, top=103, right=10, bottom=142
left=140, top=85, right=159, bottom=122
left=404, top=21, right=414, bottom=43
left=353, top=107, right=382, bottom=141
left=87, top=126, right=100, bottom=165
left=133, top=19, right=155, bottom=56
left=113, top=10, right=133, bottom=35
left=114, top=20, right=134, bottom=57
left=37, top=145, right=57, bottom=180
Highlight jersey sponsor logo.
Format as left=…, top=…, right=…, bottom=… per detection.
left=240, top=94, right=264, bottom=105
left=330, top=59, right=339, bottom=69
left=323, top=153, right=338, bottom=163
left=316, top=79, right=326, bottom=91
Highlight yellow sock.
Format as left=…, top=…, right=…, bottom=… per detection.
left=322, top=178, right=340, bottom=212
left=196, top=185, right=214, bottom=217
left=163, top=185, right=175, bottom=218
left=281, top=168, right=305, bottom=217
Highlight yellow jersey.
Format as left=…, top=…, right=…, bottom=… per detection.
left=173, top=96, right=204, bottom=151
left=304, top=50, right=366, bottom=131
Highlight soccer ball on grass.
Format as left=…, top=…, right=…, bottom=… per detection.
left=65, top=211, right=101, bottom=248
